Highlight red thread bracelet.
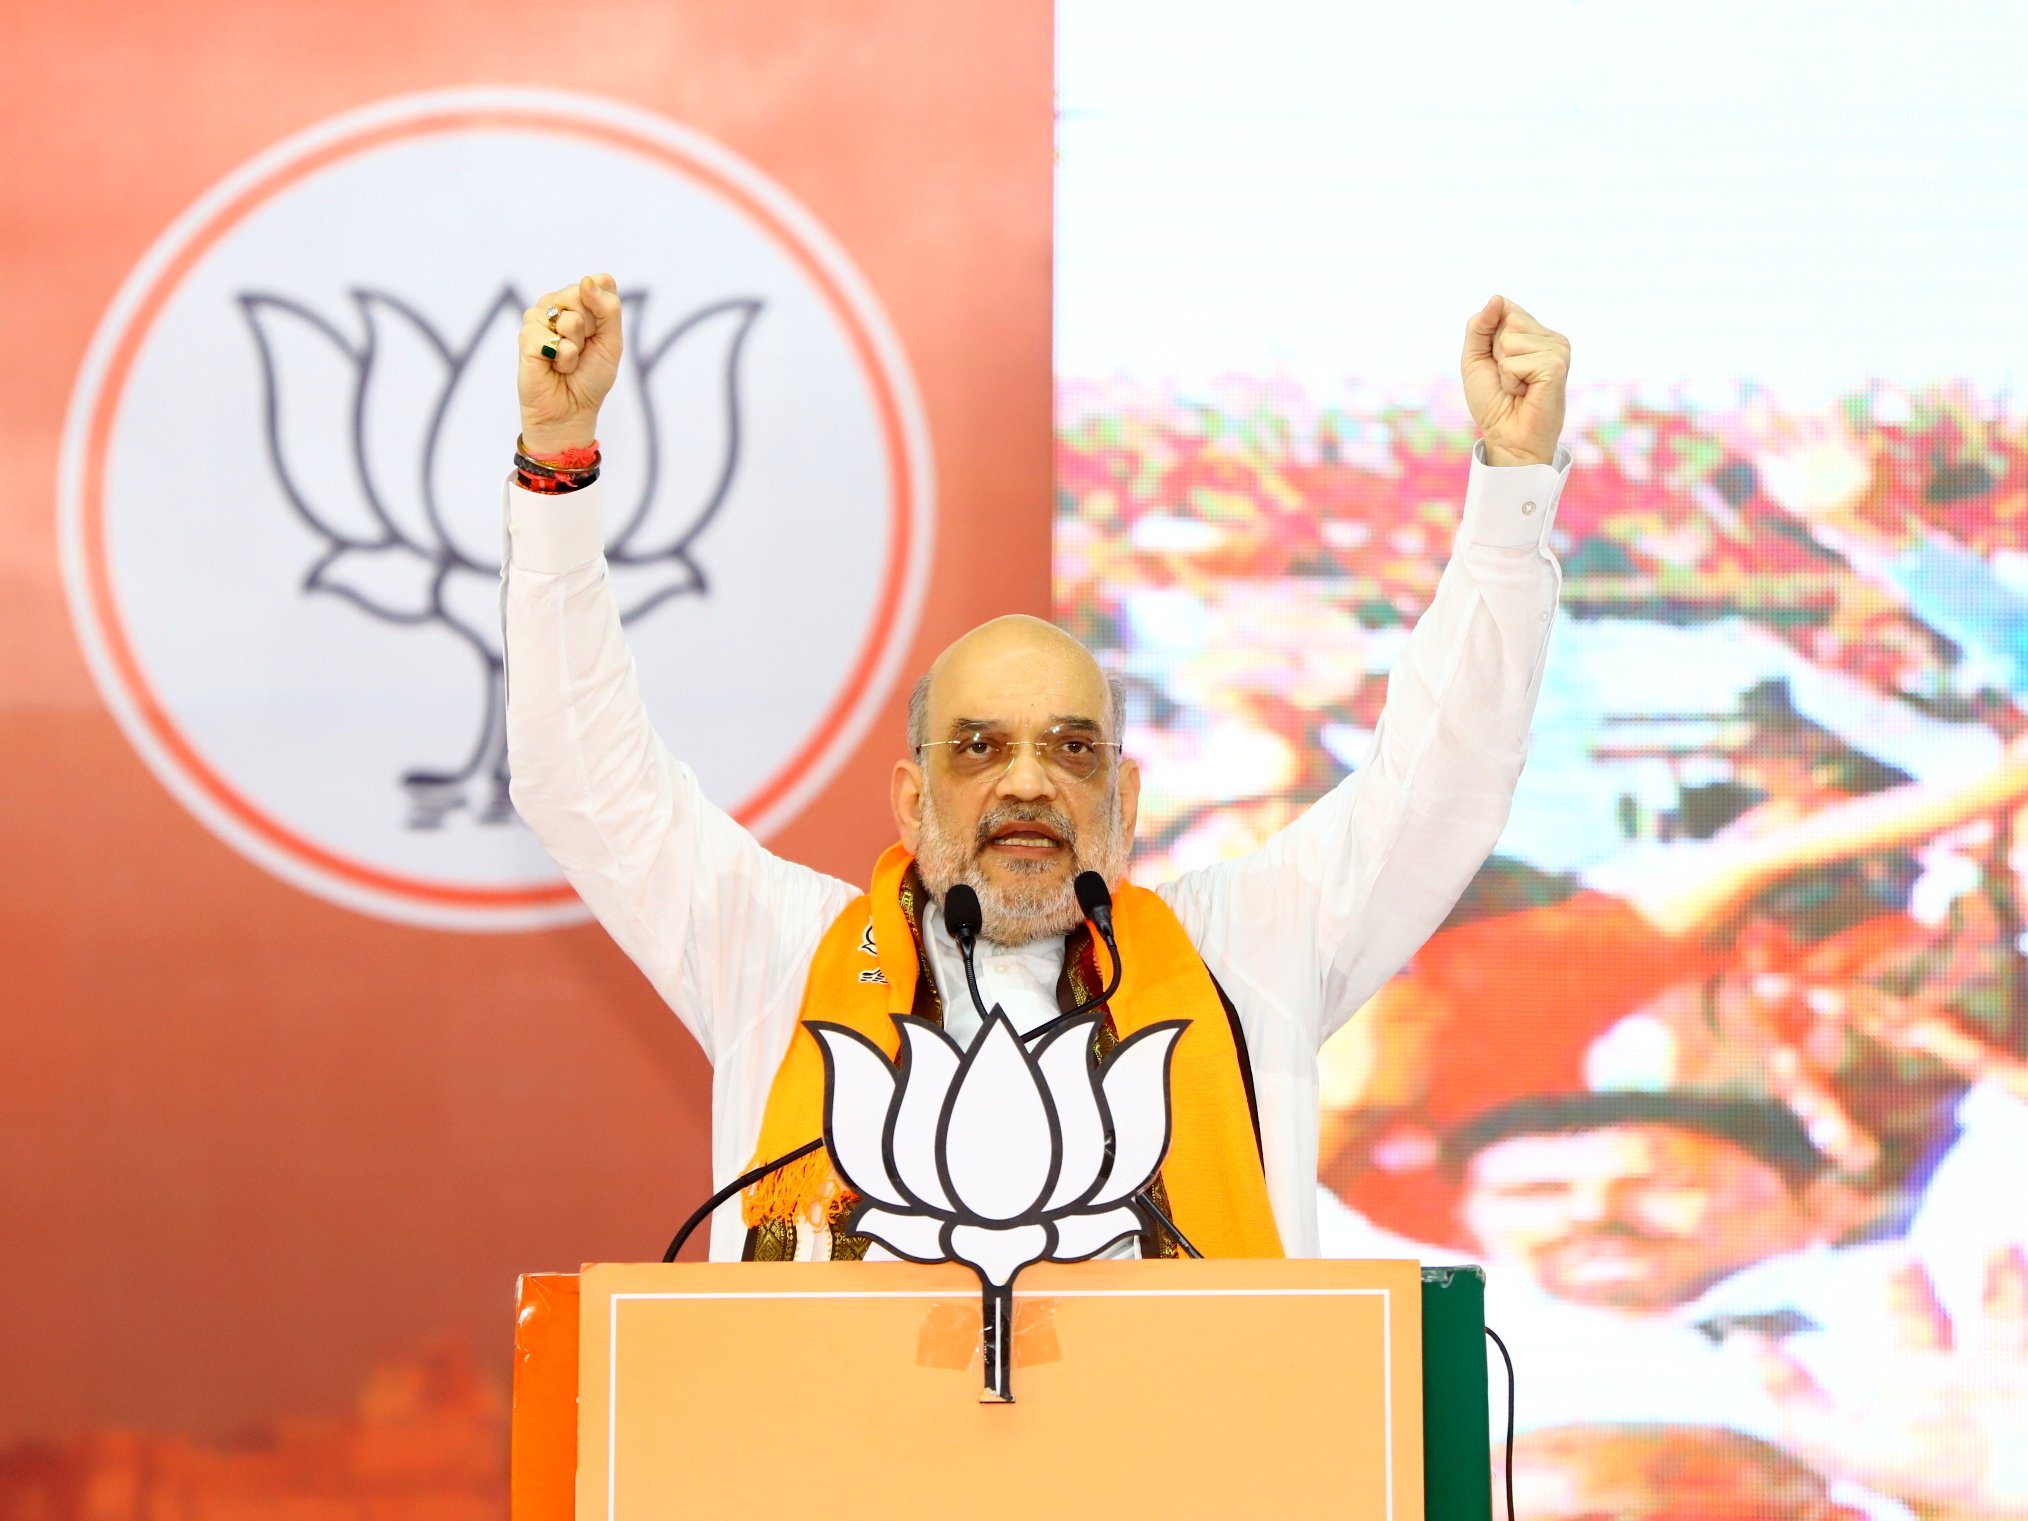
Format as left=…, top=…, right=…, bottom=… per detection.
left=519, top=436, right=600, bottom=471
left=513, top=435, right=600, bottom=494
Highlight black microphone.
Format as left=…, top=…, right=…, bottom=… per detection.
left=663, top=876, right=1139, bottom=1262
left=1068, top=871, right=1123, bottom=1016
left=1023, top=872, right=1124, bottom=1043
left=1064, top=875, right=1198, bottom=1260
left=1074, top=870, right=1116, bottom=944
left=664, top=884, right=995, bottom=1261
left=942, top=883, right=993, bottom=1023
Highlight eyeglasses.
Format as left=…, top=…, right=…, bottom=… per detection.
left=918, top=725, right=1122, bottom=783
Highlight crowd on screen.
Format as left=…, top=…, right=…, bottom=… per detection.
left=1058, top=378, right=2028, bottom=1521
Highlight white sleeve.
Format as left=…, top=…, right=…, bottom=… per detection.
left=500, top=477, right=858, bottom=1064
left=1161, top=443, right=1569, bottom=1049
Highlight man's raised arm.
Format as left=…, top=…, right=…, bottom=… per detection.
left=501, top=275, right=856, bottom=1063
left=1163, top=296, right=1571, bottom=1048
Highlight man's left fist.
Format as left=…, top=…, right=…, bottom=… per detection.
left=1460, top=295, right=1570, bottom=467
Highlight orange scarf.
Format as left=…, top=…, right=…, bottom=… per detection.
left=741, top=844, right=1284, bottom=1259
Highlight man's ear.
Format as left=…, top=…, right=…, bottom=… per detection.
left=892, top=758, right=925, bottom=853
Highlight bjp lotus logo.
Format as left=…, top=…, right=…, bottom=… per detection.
left=812, top=1009, right=1185, bottom=1399
left=64, top=90, right=932, bottom=931
left=241, top=284, right=761, bottom=829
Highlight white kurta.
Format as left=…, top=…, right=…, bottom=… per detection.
left=500, top=443, right=1570, bottom=1260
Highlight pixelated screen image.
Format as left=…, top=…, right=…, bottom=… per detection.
left=1056, top=3, right=2028, bottom=1516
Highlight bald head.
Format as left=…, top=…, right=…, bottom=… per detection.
left=893, top=616, right=1139, bottom=944
left=907, top=616, right=1121, bottom=753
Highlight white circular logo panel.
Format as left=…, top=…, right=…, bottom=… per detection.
left=61, top=90, right=934, bottom=931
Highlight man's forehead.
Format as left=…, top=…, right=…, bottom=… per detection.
left=1467, top=1124, right=1752, bottom=1183
left=926, top=616, right=1109, bottom=725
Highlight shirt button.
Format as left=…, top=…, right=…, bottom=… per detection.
left=1521, top=500, right=1538, bottom=515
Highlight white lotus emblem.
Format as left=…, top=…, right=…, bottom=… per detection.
left=810, top=1008, right=1186, bottom=1400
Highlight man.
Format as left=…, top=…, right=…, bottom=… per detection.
left=502, top=273, right=1571, bottom=1261
left=1325, top=1089, right=2021, bottom=1455
left=1444, top=1091, right=1831, bottom=1316
left=1323, top=1092, right=1840, bottom=1431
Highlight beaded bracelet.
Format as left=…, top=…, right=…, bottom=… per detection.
left=513, top=435, right=601, bottom=495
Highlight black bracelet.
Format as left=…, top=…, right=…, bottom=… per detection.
left=513, top=463, right=600, bottom=495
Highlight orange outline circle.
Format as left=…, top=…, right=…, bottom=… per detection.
left=79, top=106, right=920, bottom=911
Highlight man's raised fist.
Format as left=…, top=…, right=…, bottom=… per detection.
left=518, top=273, right=625, bottom=456
left=1460, top=295, right=1570, bottom=468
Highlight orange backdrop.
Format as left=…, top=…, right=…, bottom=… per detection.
left=0, top=0, right=1051, bottom=1475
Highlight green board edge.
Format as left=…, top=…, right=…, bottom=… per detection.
left=1421, top=1264, right=1493, bottom=1521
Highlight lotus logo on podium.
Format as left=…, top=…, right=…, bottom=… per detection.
left=812, top=1008, right=1187, bottom=1401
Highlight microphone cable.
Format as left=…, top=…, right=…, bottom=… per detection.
left=1138, top=1191, right=1202, bottom=1258
left=662, top=1137, right=823, bottom=1262
left=663, top=875, right=1133, bottom=1262
left=942, top=883, right=992, bottom=1023
left=1020, top=871, right=1123, bottom=1042
left=954, top=872, right=1163, bottom=1260
left=943, top=876, right=1123, bottom=1042
left=1485, top=1323, right=1516, bottom=1521
left=661, top=880, right=1007, bottom=1261
left=664, top=1138, right=1207, bottom=1266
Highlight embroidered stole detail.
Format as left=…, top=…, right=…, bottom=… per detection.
left=740, top=843, right=1284, bottom=1260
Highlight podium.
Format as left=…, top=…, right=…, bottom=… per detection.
left=512, top=1258, right=1493, bottom=1521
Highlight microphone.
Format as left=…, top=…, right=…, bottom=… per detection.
left=1067, top=871, right=1123, bottom=1017
left=1062, top=876, right=1198, bottom=1259
left=942, top=883, right=993, bottom=1023
left=1023, top=872, right=1124, bottom=1042
left=1074, top=870, right=1116, bottom=945
left=662, top=875, right=1145, bottom=1263
left=663, top=884, right=996, bottom=1261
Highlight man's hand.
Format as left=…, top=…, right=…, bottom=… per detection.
left=518, top=273, right=625, bottom=455
left=1460, top=295, right=1570, bottom=467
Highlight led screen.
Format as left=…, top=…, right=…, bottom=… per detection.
left=1057, top=5, right=2028, bottom=1517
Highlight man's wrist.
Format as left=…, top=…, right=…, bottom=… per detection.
left=1482, top=442, right=1553, bottom=468
left=521, top=423, right=599, bottom=456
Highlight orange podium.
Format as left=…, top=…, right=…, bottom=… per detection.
left=514, top=1258, right=1426, bottom=1521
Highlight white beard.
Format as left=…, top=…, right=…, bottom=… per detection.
left=914, top=785, right=1130, bottom=945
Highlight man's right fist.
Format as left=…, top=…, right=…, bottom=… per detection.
left=518, top=273, right=624, bottom=455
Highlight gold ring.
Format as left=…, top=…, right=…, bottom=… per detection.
left=545, top=305, right=562, bottom=333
